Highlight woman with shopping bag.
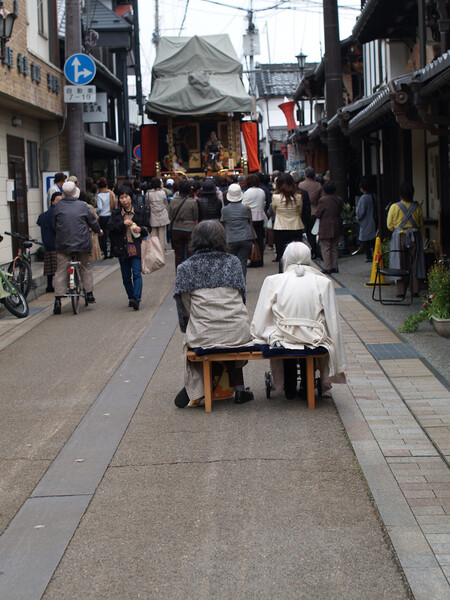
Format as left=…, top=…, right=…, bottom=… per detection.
left=108, top=186, right=150, bottom=310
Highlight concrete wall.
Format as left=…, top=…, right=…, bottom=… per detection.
left=26, top=0, right=50, bottom=63
left=0, top=113, right=48, bottom=264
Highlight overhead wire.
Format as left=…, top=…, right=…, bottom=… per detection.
left=178, top=0, right=191, bottom=35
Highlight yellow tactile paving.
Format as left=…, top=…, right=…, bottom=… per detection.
left=337, top=296, right=400, bottom=344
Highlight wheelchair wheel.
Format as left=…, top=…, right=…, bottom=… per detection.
left=316, top=376, right=323, bottom=398
left=265, top=371, right=274, bottom=398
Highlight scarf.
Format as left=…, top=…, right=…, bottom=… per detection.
left=173, top=249, right=246, bottom=332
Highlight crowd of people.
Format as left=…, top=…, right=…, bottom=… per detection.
left=36, top=167, right=426, bottom=407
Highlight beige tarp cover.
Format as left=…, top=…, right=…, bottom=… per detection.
left=146, top=35, right=253, bottom=116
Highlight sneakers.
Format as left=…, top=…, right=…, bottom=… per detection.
left=234, top=387, right=254, bottom=404
left=86, top=292, right=96, bottom=304
left=174, top=387, right=190, bottom=408
left=53, top=297, right=61, bottom=315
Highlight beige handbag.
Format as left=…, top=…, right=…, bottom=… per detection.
left=89, top=232, right=102, bottom=261
left=141, top=236, right=165, bottom=274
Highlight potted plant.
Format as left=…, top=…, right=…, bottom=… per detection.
left=339, top=202, right=359, bottom=254
left=398, top=259, right=450, bottom=336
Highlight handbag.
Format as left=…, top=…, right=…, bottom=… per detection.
left=246, top=206, right=261, bottom=263
left=89, top=232, right=101, bottom=261
left=249, top=241, right=261, bottom=263
left=141, top=236, right=165, bottom=274
left=311, top=218, right=320, bottom=236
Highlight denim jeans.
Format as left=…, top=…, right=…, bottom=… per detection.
left=119, top=256, right=142, bottom=301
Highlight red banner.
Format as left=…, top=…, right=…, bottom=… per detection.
left=141, top=125, right=159, bottom=177
left=241, top=121, right=261, bottom=172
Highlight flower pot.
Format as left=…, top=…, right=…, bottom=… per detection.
left=431, top=316, right=450, bottom=338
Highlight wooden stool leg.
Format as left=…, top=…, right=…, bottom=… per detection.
left=203, top=360, right=213, bottom=412
left=306, top=357, right=315, bottom=410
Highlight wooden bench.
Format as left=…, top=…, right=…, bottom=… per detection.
left=187, top=348, right=328, bottom=412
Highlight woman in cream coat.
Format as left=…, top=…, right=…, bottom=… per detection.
left=251, top=242, right=346, bottom=397
left=271, top=172, right=304, bottom=269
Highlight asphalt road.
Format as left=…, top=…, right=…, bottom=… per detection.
left=1, top=252, right=411, bottom=599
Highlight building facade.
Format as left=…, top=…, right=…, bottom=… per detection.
left=292, top=0, right=449, bottom=255
left=0, top=0, right=142, bottom=264
left=0, top=0, right=65, bottom=262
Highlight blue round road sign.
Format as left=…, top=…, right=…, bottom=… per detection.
left=64, top=53, right=96, bottom=85
left=133, top=145, right=142, bottom=160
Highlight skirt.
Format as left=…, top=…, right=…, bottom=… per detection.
left=43, top=250, right=57, bottom=276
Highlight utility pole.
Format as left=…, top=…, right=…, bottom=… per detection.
left=65, top=0, right=85, bottom=189
left=323, top=0, right=347, bottom=201
left=153, top=0, right=160, bottom=47
left=243, top=6, right=260, bottom=120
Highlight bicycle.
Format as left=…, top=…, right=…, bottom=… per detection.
left=4, top=231, right=44, bottom=298
left=0, top=237, right=29, bottom=318
left=64, top=256, right=89, bottom=314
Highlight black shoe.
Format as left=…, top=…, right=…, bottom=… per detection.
left=130, top=298, right=140, bottom=310
left=321, top=269, right=332, bottom=275
left=53, top=297, right=61, bottom=315
left=175, top=387, right=190, bottom=408
left=86, top=292, right=96, bottom=304
left=234, top=387, right=254, bottom=404
left=331, top=268, right=339, bottom=273
left=128, top=300, right=133, bottom=307
left=298, top=387, right=307, bottom=400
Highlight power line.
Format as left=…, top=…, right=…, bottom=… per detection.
left=179, top=0, right=190, bottom=35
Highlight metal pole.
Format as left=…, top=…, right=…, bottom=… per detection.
left=65, top=0, right=85, bottom=189
left=119, top=50, right=132, bottom=179
left=133, top=0, right=143, bottom=117
left=323, top=0, right=347, bottom=201
left=418, top=0, right=426, bottom=68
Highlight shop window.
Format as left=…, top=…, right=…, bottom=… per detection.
left=26, top=141, right=39, bottom=188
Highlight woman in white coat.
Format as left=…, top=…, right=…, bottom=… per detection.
left=251, top=241, right=347, bottom=398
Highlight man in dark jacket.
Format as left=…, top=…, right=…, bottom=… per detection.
left=53, top=181, right=102, bottom=314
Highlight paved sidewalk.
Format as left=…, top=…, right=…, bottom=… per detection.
left=0, top=259, right=119, bottom=351
left=0, top=250, right=449, bottom=599
left=332, top=282, right=450, bottom=598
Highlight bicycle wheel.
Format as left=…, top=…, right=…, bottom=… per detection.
left=8, top=257, right=32, bottom=297
left=71, top=267, right=82, bottom=314
left=1, top=277, right=29, bottom=318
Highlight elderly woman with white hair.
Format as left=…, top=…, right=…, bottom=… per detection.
left=251, top=241, right=346, bottom=398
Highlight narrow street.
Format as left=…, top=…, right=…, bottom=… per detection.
left=2, top=250, right=449, bottom=599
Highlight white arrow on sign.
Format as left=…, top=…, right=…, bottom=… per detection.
left=72, top=57, right=93, bottom=83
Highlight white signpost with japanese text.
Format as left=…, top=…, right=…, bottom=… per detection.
left=83, top=92, right=108, bottom=122
left=64, top=85, right=96, bottom=103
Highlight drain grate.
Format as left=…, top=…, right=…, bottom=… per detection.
left=366, top=343, right=422, bottom=360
